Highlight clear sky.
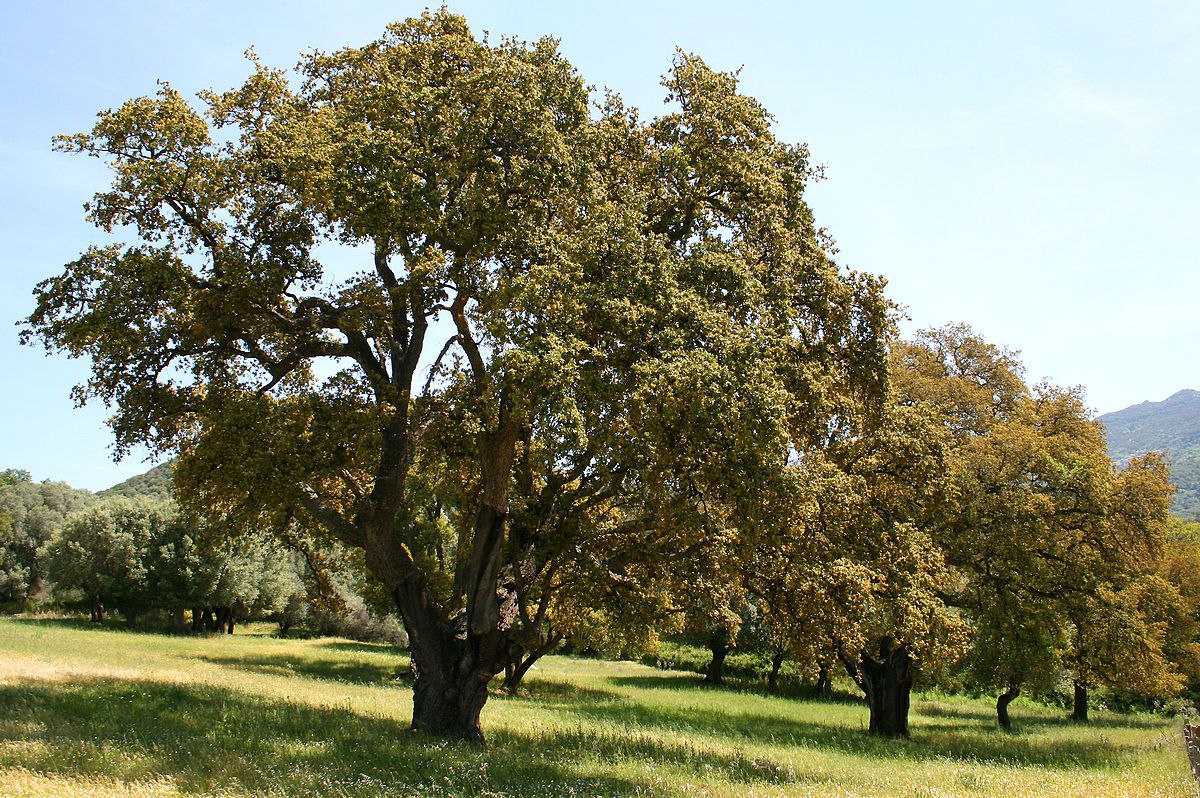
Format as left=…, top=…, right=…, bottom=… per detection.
left=2, top=1, right=1198, bottom=490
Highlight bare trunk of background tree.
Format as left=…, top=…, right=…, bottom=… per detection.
left=860, top=638, right=913, bottom=737
left=996, top=684, right=1020, bottom=729
left=704, top=630, right=730, bottom=685
left=768, top=646, right=785, bottom=691
left=1071, top=681, right=1089, bottom=722
left=816, top=663, right=833, bottom=698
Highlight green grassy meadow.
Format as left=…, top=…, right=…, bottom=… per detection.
left=0, top=616, right=1192, bottom=798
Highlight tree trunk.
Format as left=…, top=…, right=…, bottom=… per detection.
left=859, top=637, right=913, bottom=737
left=394, top=578, right=496, bottom=743
left=376, top=418, right=520, bottom=745
left=201, top=608, right=214, bottom=631
left=768, top=646, right=785, bottom=691
left=1071, top=680, right=1089, bottom=722
left=703, top=631, right=730, bottom=685
left=502, top=633, right=562, bottom=694
left=502, top=654, right=537, bottom=694
left=816, top=663, right=832, bottom=698
left=997, top=684, right=1020, bottom=729
left=170, top=607, right=187, bottom=633
left=191, top=606, right=202, bottom=633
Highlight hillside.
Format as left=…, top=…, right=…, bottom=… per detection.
left=1099, top=389, right=1200, bottom=519
left=99, top=461, right=174, bottom=500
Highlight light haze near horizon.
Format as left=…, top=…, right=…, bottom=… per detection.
left=2, top=1, right=1198, bottom=490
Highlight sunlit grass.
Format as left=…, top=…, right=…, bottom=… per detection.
left=0, top=616, right=1192, bottom=797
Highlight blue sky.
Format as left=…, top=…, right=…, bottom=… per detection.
left=3, top=1, right=1198, bottom=489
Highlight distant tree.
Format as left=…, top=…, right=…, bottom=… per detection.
left=1157, top=524, right=1200, bottom=700
left=748, top=389, right=965, bottom=737
left=0, top=478, right=94, bottom=604
left=1062, top=453, right=1180, bottom=721
left=889, top=326, right=1185, bottom=727
left=43, top=497, right=170, bottom=625
left=0, top=469, right=31, bottom=487
left=152, top=517, right=301, bottom=634
left=24, top=11, right=889, bottom=742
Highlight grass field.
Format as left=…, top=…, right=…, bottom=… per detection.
left=0, top=616, right=1192, bottom=798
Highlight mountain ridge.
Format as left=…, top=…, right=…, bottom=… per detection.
left=1099, top=388, right=1200, bottom=519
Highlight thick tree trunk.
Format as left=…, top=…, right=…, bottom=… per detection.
left=997, top=684, right=1020, bottom=729
left=859, top=638, right=913, bottom=737
left=191, top=606, right=202, bottom=633
left=373, top=417, right=520, bottom=745
left=768, top=646, right=785, bottom=691
left=389, top=509, right=510, bottom=746
left=170, top=607, right=187, bottom=634
left=703, top=631, right=730, bottom=685
left=201, top=608, right=215, bottom=631
left=1071, top=680, right=1089, bottom=722
left=816, top=663, right=832, bottom=698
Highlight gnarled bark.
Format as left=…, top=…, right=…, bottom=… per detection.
left=382, top=425, right=520, bottom=745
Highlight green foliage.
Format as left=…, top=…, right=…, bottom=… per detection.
left=22, top=8, right=894, bottom=738
left=99, top=461, right=174, bottom=500
left=0, top=468, right=31, bottom=487
left=0, top=477, right=94, bottom=604
left=42, top=496, right=173, bottom=623
left=42, top=496, right=301, bottom=627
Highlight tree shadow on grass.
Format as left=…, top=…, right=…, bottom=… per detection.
left=610, top=672, right=866, bottom=706
left=318, top=640, right=408, bottom=657
left=0, top=676, right=808, bottom=797
left=8, top=614, right=271, bottom=639
left=195, top=651, right=407, bottom=687
left=9, top=614, right=146, bottom=634
left=531, top=676, right=1154, bottom=771
left=914, top=699, right=1166, bottom=731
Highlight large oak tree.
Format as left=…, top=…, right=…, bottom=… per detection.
left=24, top=11, right=889, bottom=741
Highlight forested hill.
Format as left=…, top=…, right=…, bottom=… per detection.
left=100, top=461, right=174, bottom=500
left=1099, top=389, right=1200, bottom=519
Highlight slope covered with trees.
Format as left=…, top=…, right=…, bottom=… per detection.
left=1099, top=389, right=1200, bottom=519
left=100, top=461, right=174, bottom=500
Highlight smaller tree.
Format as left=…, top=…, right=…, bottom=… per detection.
left=1063, top=454, right=1179, bottom=721
left=43, top=496, right=170, bottom=625
left=0, top=477, right=94, bottom=604
left=0, top=469, right=31, bottom=487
